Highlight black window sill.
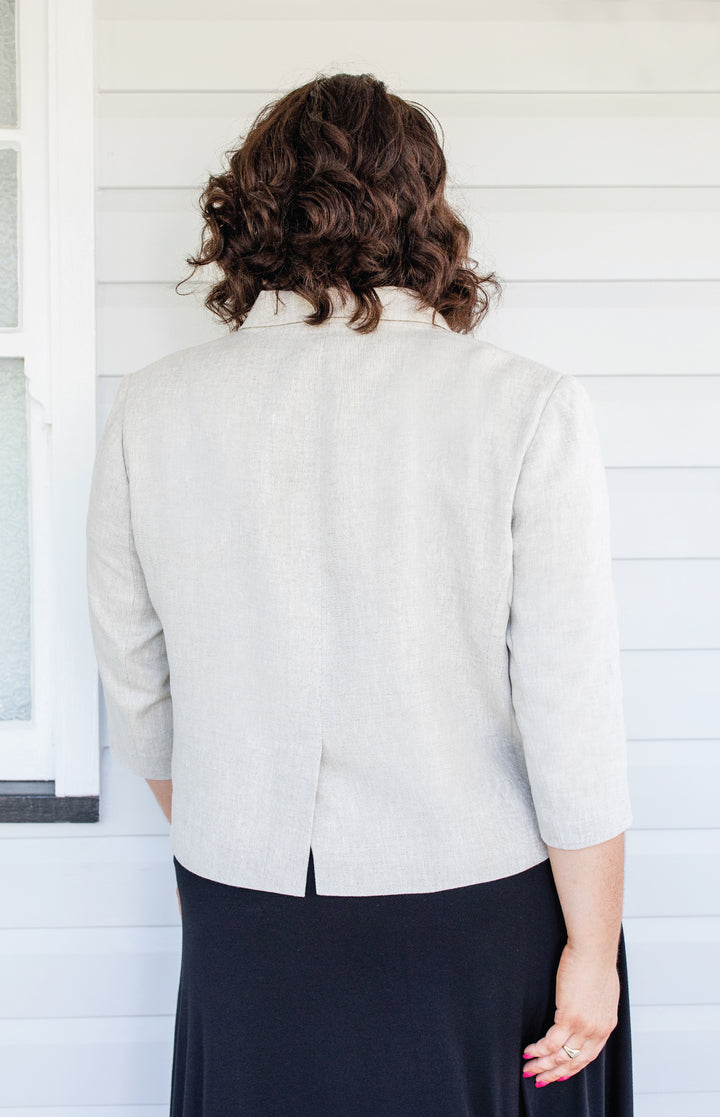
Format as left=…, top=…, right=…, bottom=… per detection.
left=0, top=782, right=99, bottom=822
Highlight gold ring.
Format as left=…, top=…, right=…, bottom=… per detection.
left=562, top=1044, right=581, bottom=1059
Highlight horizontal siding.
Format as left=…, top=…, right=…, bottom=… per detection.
left=623, top=917, right=720, bottom=1006
left=94, top=17, right=720, bottom=91
left=627, top=742, right=720, bottom=830
left=623, top=831, right=720, bottom=917
left=616, top=562, right=720, bottom=643
left=0, top=927, right=181, bottom=1018
left=0, top=1017, right=174, bottom=1108
left=93, top=0, right=720, bottom=22
left=631, top=1004, right=720, bottom=1095
left=607, top=474, right=720, bottom=558
left=481, top=285, right=720, bottom=379
left=0, top=1110, right=168, bottom=1117
left=621, top=650, right=720, bottom=737
left=0, top=834, right=180, bottom=928
left=635, top=1097, right=720, bottom=1117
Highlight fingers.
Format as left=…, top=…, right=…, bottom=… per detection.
left=176, top=885, right=182, bottom=916
left=522, top=936, right=621, bottom=1086
left=522, top=1020, right=611, bottom=1087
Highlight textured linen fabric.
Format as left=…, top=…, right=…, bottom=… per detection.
left=85, top=285, right=633, bottom=896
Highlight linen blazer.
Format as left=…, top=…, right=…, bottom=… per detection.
left=86, top=285, right=633, bottom=897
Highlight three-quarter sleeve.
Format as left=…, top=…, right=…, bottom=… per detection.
left=85, top=373, right=173, bottom=780
left=506, top=373, right=633, bottom=848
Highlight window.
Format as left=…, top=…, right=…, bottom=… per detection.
left=0, top=0, right=98, bottom=820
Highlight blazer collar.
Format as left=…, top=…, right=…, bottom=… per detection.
left=240, top=285, right=451, bottom=332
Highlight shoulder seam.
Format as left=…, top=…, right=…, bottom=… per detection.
left=118, top=372, right=133, bottom=483
left=509, top=372, right=567, bottom=515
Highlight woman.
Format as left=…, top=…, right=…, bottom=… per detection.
left=86, top=72, right=634, bottom=1115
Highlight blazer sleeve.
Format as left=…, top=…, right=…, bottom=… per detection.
left=85, top=373, right=173, bottom=780
left=506, top=373, right=633, bottom=848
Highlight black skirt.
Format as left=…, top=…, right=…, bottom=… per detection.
left=170, top=849, right=633, bottom=1116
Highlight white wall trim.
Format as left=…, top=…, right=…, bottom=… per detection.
left=47, top=0, right=98, bottom=795
left=0, top=0, right=99, bottom=795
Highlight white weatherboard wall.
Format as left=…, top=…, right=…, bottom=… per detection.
left=0, top=1, right=718, bottom=1113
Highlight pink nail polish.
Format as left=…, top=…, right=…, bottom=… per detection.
left=535, top=1080, right=548, bottom=1088
left=557, top=1076, right=569, bottom=1082
left=522, top=1071, right=533, bottom=1078
left=522, top=1053, right=533, bottom=1059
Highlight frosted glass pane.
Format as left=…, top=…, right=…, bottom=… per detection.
left=0, top=0, right=16, bottom=127
left=0, top=358, right=31, bottom=720
left=0, top=147, right=18, bottom=327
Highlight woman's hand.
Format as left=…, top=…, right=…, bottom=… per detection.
left=522, top=940, right=620, bottom=1087
left=176, top=886, right=182, bottom=916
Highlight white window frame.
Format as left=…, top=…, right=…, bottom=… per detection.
left=0, top=0, right=97, bottom=797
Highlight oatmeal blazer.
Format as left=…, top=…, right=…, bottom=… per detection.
left=86, top=285, right=633, bottom=897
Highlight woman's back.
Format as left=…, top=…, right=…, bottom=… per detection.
left=86, top=71, right=635, bottom=1113
left=87, top=284, right=632, bottom=897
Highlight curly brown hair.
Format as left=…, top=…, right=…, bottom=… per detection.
left=177, top=72, right=502, bottom=334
